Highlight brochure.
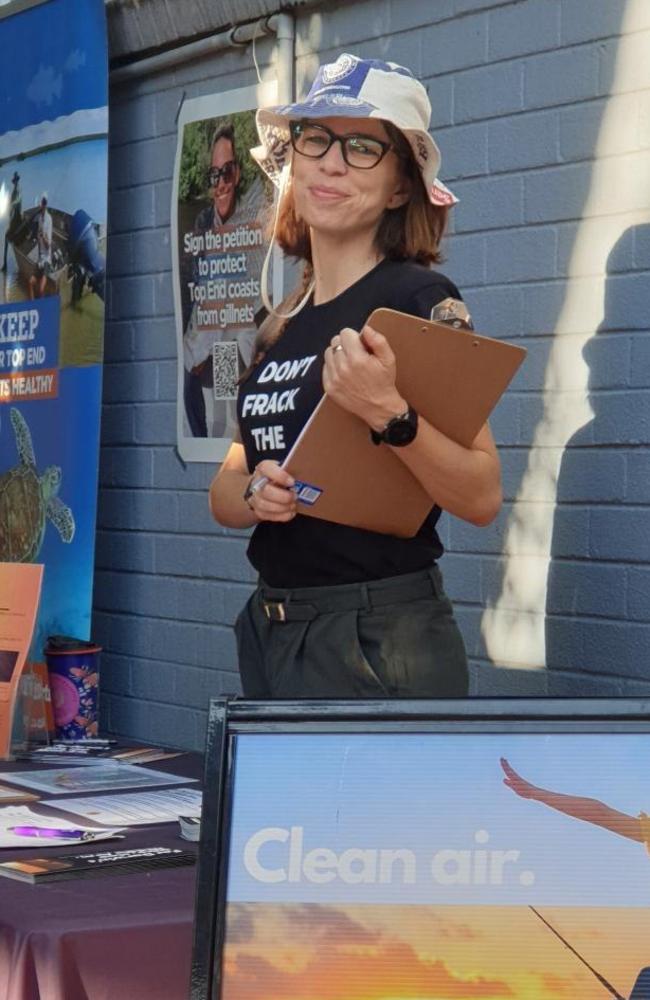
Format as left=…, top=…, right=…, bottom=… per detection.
left=0, top=762, right=197, bottom=795
left=0, top=845, right=196, bottom=883
left=0, top=563, right=44, bottom=757
left=50, top=786, right=202, bottom=826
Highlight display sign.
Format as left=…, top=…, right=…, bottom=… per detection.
left=172, top=82, right=278, bottom=463
left=0, top=0, right=108, bottom=656
left=192, top=700, right=650, bottom=1000
left=0, top=562, right=43, bottom=757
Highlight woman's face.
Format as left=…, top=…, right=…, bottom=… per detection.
left=290, top=116, right=410, bottom=241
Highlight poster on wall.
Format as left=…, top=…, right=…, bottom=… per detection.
left=0, top=0, right=107, bottom=656
left=204, top=723, right=650, bottom=1000
left=172, top=82, right=278, bottom=464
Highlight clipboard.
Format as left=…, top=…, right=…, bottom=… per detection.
left=283, top=307, right=526, bottom=538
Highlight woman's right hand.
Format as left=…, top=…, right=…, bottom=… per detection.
left=246, top=461, right=297, bottom=523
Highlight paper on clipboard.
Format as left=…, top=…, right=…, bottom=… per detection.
left=283, top=308, right=526, bottom=538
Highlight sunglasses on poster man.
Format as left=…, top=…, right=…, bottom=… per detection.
left=208, top=161, right=237, bottom=186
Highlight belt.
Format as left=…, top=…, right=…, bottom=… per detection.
left=260, top=567, right=443, bottom=623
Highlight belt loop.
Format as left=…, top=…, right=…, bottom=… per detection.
left=360, top=582, right=371, bottom=612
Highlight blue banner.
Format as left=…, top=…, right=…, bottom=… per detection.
left=0, top=0, right=107, bottom=654
left=0, top=297, right=59, bottom=378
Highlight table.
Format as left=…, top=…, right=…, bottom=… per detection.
left=0, top=753, right=201, bottom=1000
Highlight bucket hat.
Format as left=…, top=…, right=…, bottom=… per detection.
left=252, top=53, right=457, bottom=207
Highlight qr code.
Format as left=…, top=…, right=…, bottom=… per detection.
left=212, top=341, right=239, bottom=400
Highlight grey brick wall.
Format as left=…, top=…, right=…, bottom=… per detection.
left=98, top=0, right=649, bottom=747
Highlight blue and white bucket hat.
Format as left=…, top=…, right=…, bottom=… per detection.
left=252, top=53, right=458, bottom=207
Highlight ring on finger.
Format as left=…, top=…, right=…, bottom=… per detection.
left=333, top=343, right=344, bottom=353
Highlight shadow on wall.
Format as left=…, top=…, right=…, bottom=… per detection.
left=547, top=225, right=650, bottom=696
left=478, top=0, right=648, bottom=692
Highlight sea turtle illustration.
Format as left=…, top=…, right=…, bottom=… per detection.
left=0, top=407, right=75, bottom=561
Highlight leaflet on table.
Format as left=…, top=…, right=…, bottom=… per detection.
left=17, top=744, right=185, bottom=765
left=0, top=762, right=197, bottom=795
left=0, top=805, right=123, bottom=848
left=50, top=787, right=203, bottom=826
left=0, top=846, right=197, bottom=883
left=0, top=784, right=39, bottom=804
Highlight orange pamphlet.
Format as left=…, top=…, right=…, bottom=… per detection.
left=284, top=308, right=526, bottom=537
left=0, top=563, right=44, bottom=758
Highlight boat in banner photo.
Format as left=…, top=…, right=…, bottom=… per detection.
left=10, top=205, right=105, bottom=307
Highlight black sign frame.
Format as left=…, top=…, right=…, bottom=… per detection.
left=190, top=697, right=650, bottom=1000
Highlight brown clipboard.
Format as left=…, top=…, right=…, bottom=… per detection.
left=283, top=307, right=527, bottom=538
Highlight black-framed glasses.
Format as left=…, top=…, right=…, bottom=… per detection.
left=289, top=120, right=393, bottom=170
left=208, top=161, right=236, bottom=186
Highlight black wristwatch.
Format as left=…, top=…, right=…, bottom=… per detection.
left=370, top=406, right=418, bottom=447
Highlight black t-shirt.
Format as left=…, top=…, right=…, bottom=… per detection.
left=238, top=258, right=462, bottom=587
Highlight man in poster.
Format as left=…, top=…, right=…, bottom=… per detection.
left=196, top=124, right=240, bottom=232
left=28, top=196, right=52, bottom=299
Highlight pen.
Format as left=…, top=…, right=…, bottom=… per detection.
left=248, top=475, right=268, bottom=495
left=9, top=826, right=99, bottom=840
left=250, top=476, right=303, bottom=496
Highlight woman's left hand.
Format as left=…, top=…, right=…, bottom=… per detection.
left=322, top=324, right=406, bottom=429
left=500, top=758, right=541, bottom=800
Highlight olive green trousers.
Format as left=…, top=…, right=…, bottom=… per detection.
left=235, top=566, right=468, bottom=699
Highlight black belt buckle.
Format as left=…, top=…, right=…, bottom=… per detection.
left=263, top=600, right=287, bottom=623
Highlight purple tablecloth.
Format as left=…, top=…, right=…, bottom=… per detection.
left=0, top=754, right=201, bottom=1000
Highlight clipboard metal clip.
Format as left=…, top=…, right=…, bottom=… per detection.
left=430, top=297, right=474, bottom=330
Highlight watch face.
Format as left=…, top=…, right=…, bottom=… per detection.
left=385, top=414, right=417, bottom=446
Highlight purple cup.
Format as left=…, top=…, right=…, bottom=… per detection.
left=45, top=636, right=102, bottom=740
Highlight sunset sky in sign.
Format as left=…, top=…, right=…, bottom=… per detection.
left=220, top=903, right=650, bottom=1000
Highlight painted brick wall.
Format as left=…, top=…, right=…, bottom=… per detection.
left=98, top=0, right=649, bottom=748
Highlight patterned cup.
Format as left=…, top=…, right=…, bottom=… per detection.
left=45, top=638, right=102, bottom=740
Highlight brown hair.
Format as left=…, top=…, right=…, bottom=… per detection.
left=241, top=122, right=448, bottom=379
left=211, top=123, right=236, bottom=157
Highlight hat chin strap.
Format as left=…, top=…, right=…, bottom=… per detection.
left=260, top=165, right=315, bottom=320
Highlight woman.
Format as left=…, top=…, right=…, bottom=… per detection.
left=209, top=54, right=502, bottom=698
left=501, top=757, right=650, bottom=850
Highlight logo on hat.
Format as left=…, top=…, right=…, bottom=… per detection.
left=330, top=94, right=366, bottom=107
left=321, top=54, right=359, bottom=84
left=414, top=136, right=429, bottom=162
